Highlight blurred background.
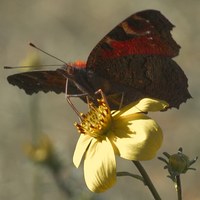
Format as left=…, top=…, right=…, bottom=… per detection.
left=0, top=0, right=199, bottom=199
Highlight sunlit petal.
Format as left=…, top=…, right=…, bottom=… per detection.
left=113, top=98, right=169, bottom=118
left=84, top=137, right=116, bottom=192
left=73, top=134, right=92, bottom=168
left=134, top=98, right=169, bottom=112
left=110, top=113, right=163, bottom=160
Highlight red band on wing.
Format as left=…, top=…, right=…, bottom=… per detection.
left=101, top=35, right=178, bottom=58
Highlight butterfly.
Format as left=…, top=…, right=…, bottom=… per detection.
left=6, top=9, right=191, bottom=109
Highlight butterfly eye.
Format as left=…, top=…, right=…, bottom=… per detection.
left=67, top=67, right=74, bottom=75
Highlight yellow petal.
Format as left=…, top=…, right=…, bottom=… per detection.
left=111, top=113, right=163, bottom=160
left=84, top=137, right=116, bottom=192
left=113, top=98, right=169, bottom=118
left=135, top=98, right=169, bottom=112
left=73, top=134, right=92, bottom=168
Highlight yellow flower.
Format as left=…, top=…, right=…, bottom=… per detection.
left=73, top=98, right=168, bottom=192
left=24, top=135, right=53, bottom=163
left=19, top=52, right=41, bottom=71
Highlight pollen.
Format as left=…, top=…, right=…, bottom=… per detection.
left=74, top=99, right=112, bottom=139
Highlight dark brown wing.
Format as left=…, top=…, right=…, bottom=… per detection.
left=7, top=70, right=66, bottom=95
left=87, top=9, right=180, bottom=68
left=86, top=9, right=191, bottom=108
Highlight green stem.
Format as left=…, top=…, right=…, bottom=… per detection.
left=29, top=95, right=42, bottom=200
left=132, top=161, right=161, bottom=200
left=33, top=167, right=43, bottom=200
left=29, top=95, right=41, bottom=145
left=117, top=171, right=144, bottom=182
left=175, top=175, right=182, bottom=200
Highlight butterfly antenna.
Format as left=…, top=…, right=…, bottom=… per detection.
left=29, top=42, right=69, bottom=65
left=4, top=64, right=63, bottom=69
left=4, top=43, right=68, bottom=69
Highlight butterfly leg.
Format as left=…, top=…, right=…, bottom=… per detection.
left=95, top=89, right=125, bottom=110
left=118, top=92, right=125, bottom=109
left=65, top=78, right=89, bottom=121
left=94, top=89, right=110, bottom=109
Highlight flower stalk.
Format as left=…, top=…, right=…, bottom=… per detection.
left=133, top=161, right=161, bottom=200
left=175, top=175, right=182, bottom=200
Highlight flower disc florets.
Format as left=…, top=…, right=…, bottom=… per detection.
left=75, top=99, right=112, bottom=139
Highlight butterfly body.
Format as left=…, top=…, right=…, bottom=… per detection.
left=7, top=10, right=191, bottom=109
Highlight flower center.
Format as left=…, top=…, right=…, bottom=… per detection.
left=74, top=99, right=112, bottom=139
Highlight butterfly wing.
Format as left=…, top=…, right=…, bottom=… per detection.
left=7, top=70, right=68, bottom=95
left=86, top=9, right=191, bottom=108
left=6, top=10, right=191, bottom=108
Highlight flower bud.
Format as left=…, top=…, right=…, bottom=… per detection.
left=168, top=153, right=189, bottom=174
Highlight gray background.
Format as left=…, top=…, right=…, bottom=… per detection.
left=0, top=0, right=199, bottom=199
